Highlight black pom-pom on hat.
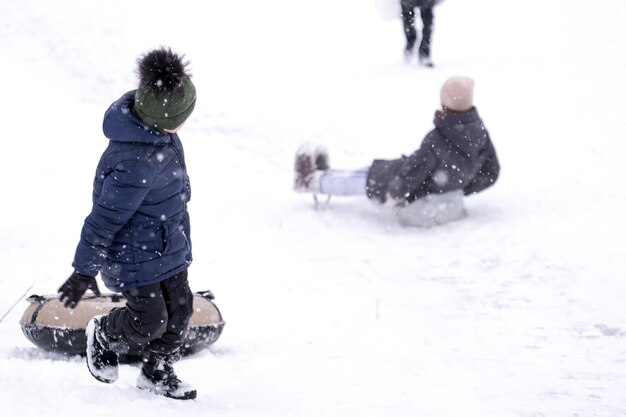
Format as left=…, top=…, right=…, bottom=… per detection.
left=137, top=47, right=191, bottom=94
left=133, top=47, right=196, bottom=131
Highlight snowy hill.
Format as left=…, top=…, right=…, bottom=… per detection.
left=1, top=0, right=626, bottom=416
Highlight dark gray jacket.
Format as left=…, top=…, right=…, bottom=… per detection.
left=366, top=107, right=500, bottom=203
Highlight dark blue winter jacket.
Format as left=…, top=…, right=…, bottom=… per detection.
left=73, top=91, right=192, bottom=292
left=366, top=107, right=500, bottom=203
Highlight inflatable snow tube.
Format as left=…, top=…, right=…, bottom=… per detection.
left=20, top=290, right=225, bottom=361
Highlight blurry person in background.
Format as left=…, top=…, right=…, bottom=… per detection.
left=401, top=0, right=442, bottom=67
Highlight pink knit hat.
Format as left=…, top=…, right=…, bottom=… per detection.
left=440, top=76, right=475, bottom=112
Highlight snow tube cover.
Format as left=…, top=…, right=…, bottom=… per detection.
left=20, top=290, right=225, bottom=360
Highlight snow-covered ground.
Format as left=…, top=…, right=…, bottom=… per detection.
left=1, top=0, right=626, bottom=415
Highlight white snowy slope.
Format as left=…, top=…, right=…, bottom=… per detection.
left=1, top=0, right=625, bottom=416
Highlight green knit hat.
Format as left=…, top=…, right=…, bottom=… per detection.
left=132, top=47, right=196, bottom=131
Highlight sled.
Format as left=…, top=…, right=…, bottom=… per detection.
left=396, top=190, right=467, bottom=227
left=20, top=290, right=225, bottom=361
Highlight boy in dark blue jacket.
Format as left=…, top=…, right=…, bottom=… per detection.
left=58, top=47, right=197, bottom=400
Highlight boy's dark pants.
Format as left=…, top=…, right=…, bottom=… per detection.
left=105, top=270, right=193, bottom=356
left=401, top=4, right=434, bottom=58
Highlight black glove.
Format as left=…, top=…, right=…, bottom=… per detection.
left=58, top=272, right=101, bottom=309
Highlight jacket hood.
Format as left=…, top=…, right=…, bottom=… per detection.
left=102, top=90, right=172, bottom=144
left=435, top=107, right=488, bottom=155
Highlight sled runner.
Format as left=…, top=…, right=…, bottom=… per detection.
left=20, top=290, right=225, bottom=361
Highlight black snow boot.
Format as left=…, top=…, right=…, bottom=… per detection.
left=418, top=54, right=434, bottom=68
left=137, top=352, right=197, bottom=400
left=85, top=315, right=119, bottom=383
